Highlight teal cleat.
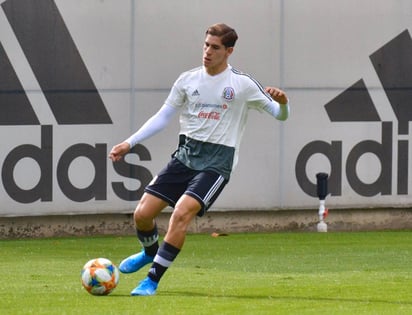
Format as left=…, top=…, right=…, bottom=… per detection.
left=131, top=277, right=158, bottom=296
left=118, top=251, right=154, bottom=274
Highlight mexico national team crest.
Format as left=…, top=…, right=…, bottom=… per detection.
left=222, top=87, right=235, bottom=101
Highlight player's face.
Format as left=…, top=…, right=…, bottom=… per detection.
left=203, top=34, right=233, bottom=75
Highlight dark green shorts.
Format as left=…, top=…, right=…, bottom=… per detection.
left=145, top=157, right=228, bottom=217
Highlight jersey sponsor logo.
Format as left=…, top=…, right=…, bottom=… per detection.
left=195, top=103, right=226, bottom=109
left=198, top=111, right=221, bottom=120
left=195, top=102, right=227, bottom=121
left=296, top=29, right=412, bottom=198
left=222, top=87, right=234, bottom=101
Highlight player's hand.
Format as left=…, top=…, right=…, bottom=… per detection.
left=108, top=142, right=130, bottom=162
left=265, top=87, right=288, bottom=105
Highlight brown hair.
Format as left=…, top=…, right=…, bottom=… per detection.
left=205, top=23, right=238, bottom=48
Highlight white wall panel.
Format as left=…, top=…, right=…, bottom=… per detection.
left=1, top=0, right=412, bottom=216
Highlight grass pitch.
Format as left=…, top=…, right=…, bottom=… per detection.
left=1, top=231, right=411, bottom=314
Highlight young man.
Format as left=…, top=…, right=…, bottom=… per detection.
left=109, top=23, right=289, bottom=296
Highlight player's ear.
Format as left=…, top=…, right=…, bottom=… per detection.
left=226, top=46, right=234, bottom=56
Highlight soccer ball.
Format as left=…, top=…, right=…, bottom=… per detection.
left=81, top=258, right=119, bottom=295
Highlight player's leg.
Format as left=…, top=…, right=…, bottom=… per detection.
left=131, top=195, right=201, bottom=296
left=131, top=171, right=228, bottom=296
left=118, top=193, right=168, bottom=274
left=164, top=194, right=202, bottom=248
left=133, top=191, right=169, bottom=256
left=119, top=158, right=189, bottom=274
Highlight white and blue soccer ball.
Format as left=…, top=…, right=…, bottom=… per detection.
left=81, top=258, right=119, bottom=295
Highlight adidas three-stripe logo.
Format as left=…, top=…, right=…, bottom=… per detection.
left=296, top=29, right=412, bottom=198
left=0, top=0, right=112, bottom=125
left=325, top=29, right=412, bottom=135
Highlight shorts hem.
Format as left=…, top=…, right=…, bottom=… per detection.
left=184, top=191, right=206, bottom=217
left=144, top=187, right=176, bottom=207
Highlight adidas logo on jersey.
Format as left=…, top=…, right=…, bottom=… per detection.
left=191, top=89, right=200, bottom=96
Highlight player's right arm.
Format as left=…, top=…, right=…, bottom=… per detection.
left=108, top=142, right=130, bottom=162
left=108, top=104, right=178, bottom=162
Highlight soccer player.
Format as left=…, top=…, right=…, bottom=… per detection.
left=108, top=23, right=290, bottom=296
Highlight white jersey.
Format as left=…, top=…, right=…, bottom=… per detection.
left=164, top=65, right=287, bottom=179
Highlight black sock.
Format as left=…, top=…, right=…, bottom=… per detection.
left=137, top=225, right=159, bottom=257
left=148, top=241, right=180, bottom=283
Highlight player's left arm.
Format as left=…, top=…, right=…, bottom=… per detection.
left=263, top=86, right=289, bottom=121
left=265, top=87, right=288, bottom=105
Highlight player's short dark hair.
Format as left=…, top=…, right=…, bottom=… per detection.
left=205, top=23, right=238, bottom=48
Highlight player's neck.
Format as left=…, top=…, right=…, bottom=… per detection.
left=205, top=63, right=228, bottom=76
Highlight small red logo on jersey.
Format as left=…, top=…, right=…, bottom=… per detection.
left=198, top=111, right=221, bottom=120
left=222, top=87, right=235, bottom=101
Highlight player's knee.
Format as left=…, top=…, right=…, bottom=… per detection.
left=171, top=206, right=197, bottom=227
left=133, top=193, right=167, bottom=225
left=133, top=203, right=152, bottom=225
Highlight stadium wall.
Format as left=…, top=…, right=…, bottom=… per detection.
left=1, top=0, right=412, bottom=236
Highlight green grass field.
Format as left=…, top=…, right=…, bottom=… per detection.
left=1, top=231, right=411, bottom=315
